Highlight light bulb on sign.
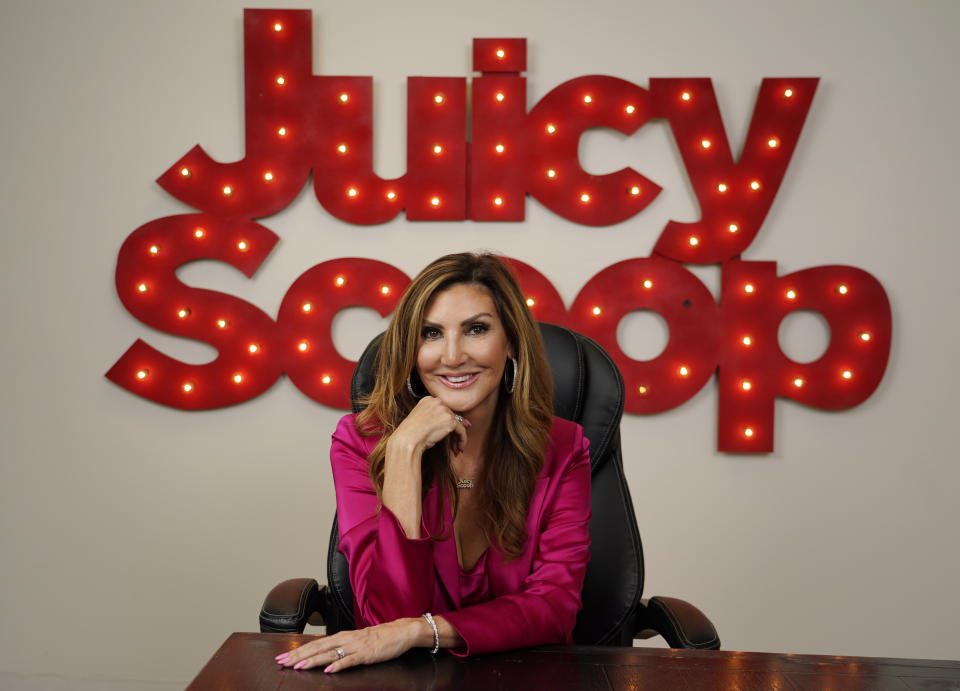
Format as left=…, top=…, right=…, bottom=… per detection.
left=750, top=180, right=761, bottom=191
left=335, top=276, right=346, bottom=287
left=642, top=279, right=653, bottom=289
left=136, top=369, right=149, bottom=380
left=277, top=127, right=287, bottom=136
left=592, top=306, right=602, bottom=316
left=744, top=427, right=755, bottom=438
left=347, top=187, right=358, bottom=198
left=717, top=183, right=728, bottom=193
left=688, top=236, right=699, bottom=246
left=744, top=283, right=755, bottom=294
left=321, top=375, right=332, bottom=385
left=177, top=308, right=190, bottom=319
left=493, top=196, right=503, bottom=206
left=217, top=319, right=229, bottom=329
left=546, top=124, right=556, bottom=134
left=182, top=382, right=194, bottom=393
left=386, top=191, right=397, bottom=200
left=149, top=245, right=160, bottom=255
left=859, top=332, right=872, bottom=342
left=786, top=289, right=797, bottom=300
left=742, top=335, right=753, bottom=346
left=700, top=139, right=711, bottom=149
left=222, top=186, right=233, bottom=196
left=842, top=370, right=853, bottom=380
left=793, top=377, right=804, bottom=388
left=137, top=283, right=148, bottom=293
left=302, top=302, right=312, bottom=313
left=580, top=193, right=591, bottom=203
left=339, top=93, right=349, bottom=103
left=263, top=171, right=274, bottom=182
left=276, top=76, right=286, bottom=85
left=630, top=186, right=641, bottom=196
left=526, top=297, right=535, bottom=307
left=681, top=91, right=691, bottom=102
left=728, top=223, right=739, bottom=233
left=625, top=105, right=636, bottom=114
left=430, top=197, right=440, bottom=207
left=194, top=228, right=205, bottom=238
left=495, top=143, right=504, bottom=153
left=338, top=144, right=348, bottom=154
left=741, top=380, right=752, bottom=391
left=767, top=137, right=780, bottom=149
left=638, top=385, right=648, bottom=395
left=546, top=169, right=557, bottom=179
left=248, top=344, right=259, bottom=354
left=433, top=144, right=443, bottom=155
left=273, top=22, right=282, bottom=32
left=179, top=167, right=191, bottom=178
left=380, top=285, right=391, bottom=295
left=298, top=341, right=308, bottom=352
left=678, top=366, right=690, bottom=377
left=237, top=240, right=248, bottom=251
left=434, top=94, right=444, bottom=104
left=783, top=88, right=793, bottom=98
left=496, top=48, right=505, bottom=58
left=495, top=92, right=505, bottom=102
left=233, top=374, right=243, bottom=384
left=836, top=284, right=849, bottom=295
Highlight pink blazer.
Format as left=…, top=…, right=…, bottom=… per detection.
left=330, top=413, right=591, bottom=656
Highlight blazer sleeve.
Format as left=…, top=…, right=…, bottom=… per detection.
left=441, top=424, right=592, bottom=656
left=330, top=415, right=436, bottom=626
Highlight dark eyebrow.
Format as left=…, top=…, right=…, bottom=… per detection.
left=461, top=312, right=494, bottom=326
left=421, top=313, right=494, bottom=329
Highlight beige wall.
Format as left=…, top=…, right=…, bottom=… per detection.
left=1, top=0, right=958, bottom=685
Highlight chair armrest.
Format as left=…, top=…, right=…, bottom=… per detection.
left=634, top=596, right=721, bottom=650
left=259, top=578, right=330, bottom=633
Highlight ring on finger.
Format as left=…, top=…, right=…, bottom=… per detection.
left=335, top=647, right=345, bottom=660
left=454, top=414, right=463, bottom=424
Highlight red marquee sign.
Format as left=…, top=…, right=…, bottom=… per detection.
left=106, top=9, right=892, bottom=453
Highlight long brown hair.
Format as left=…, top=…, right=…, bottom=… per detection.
left=356, top=253, right=554, bottom=558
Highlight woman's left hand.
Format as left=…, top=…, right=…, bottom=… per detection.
left=275, top=617, right=425, bottom=673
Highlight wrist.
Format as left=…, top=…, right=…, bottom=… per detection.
left=404, top=616, right=434, bottom=648
left=386, top=432, right=425, bottom=459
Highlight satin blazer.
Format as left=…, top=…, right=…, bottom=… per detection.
left=330, top=413, right=592, bottom=656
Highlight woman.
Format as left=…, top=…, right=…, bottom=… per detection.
left=276, top=253, right=591, bottom=673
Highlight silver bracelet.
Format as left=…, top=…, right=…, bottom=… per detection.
left=422, top=612, right=439, bottom=654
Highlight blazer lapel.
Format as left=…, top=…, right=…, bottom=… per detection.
left=488, top=476, right=550, bottom=597
left=423, top=483, right=461, bottom=610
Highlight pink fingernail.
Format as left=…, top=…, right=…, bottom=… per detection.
left=275, top=654, right=289, bottom=661
left=324, top=665, right=334, bottom=673
left=293, top=661, right=306, bottom=670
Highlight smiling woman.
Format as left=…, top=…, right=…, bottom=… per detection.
left=275, top=253, right=592, bottom=673
left=416, top=283, right=513, bottom=429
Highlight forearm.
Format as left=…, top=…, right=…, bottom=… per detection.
left=381, top=434, right=424, bottom=538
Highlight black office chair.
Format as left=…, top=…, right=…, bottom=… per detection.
left=260, top=323, right=720, bottom=649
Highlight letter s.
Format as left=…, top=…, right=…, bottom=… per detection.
left=105, top=214, right=282, bottom=409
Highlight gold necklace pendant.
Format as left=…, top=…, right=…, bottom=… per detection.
left=456, top=478, right=474, bottom=489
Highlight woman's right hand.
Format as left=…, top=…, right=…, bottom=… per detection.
left=392, top=396, right=470, bottom=457
left=382, top=397, right=469, bottom=538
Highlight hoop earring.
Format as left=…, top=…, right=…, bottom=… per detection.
left=504, top=356, right=518, bottom=394
left=407, top=371, right=425, bottom=399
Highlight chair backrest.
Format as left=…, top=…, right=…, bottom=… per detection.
left=327, top=323, right=645, bottom=644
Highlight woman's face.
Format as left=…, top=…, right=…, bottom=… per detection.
left=416, top=282, right=512, bottom=420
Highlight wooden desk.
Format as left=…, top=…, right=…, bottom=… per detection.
left=187, top=633, right=960, bottom=690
